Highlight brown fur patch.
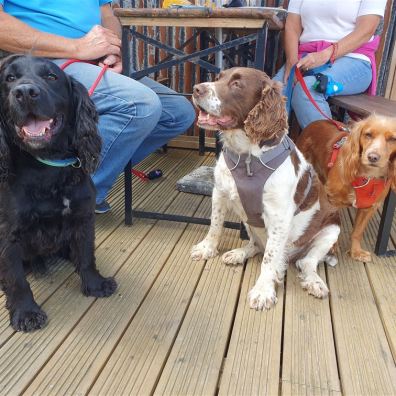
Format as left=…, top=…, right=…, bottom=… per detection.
left=294, top=183, right=340, bottom=248
left=298, top=170, right=320, bottom=213
left=290, top=150, right=300, bottom=175
left=294, top=168, right=309, bottom=206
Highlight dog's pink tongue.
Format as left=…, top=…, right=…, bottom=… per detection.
left=22, top=118, right=51, bottom=136
left=198, top=111, right=232, bottom=126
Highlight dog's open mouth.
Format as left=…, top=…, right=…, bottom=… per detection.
left=17, top=114, right=63, bottom=142
left=197, top=107, right=235, bottom=130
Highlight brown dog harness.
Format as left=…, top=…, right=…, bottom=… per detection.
left=223, top=136, right=296, bottom=228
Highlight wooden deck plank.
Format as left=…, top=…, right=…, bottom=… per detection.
left=153, top=230, right=244, bottom=395
left=359, top=208, right=396, bottom=363
left=281, top=265, right=341, bottom=396
left=0, top=259, right=74, bottom=346
left=24, top=220, right=193, bottom=396
left=88, top=200, right=216, bottom=395
left=95, top=149, right=193, bottom=242
left=218, top=256, right=284, bottom=396
left=0, top=150, right=207, bottom=394
left=0, top=218, right=155, bottom=395
left=327, top=210, right=396, bottom=394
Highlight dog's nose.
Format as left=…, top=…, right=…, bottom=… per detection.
left=368, top=152, right=380, bottom=163
left=193, top=84, right=207, bottom=97
left=12, top=84, right=40, bottom=102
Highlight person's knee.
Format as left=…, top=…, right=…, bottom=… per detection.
left=173, top=96, right=196, bottom=131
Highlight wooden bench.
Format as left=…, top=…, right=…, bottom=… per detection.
left=329, top=94, right=396, bottom=256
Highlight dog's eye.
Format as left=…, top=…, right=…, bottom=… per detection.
left=45, top=73, right=58, bottom=81
left=6, top=74, right=16, bottom=82
left=388, top=136, right=396, bottom=142
left=364, top=132, right=372, bottom=139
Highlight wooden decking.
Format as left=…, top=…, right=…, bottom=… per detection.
left=1, top=148, right=396, bottom=395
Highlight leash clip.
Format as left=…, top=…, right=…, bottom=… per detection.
left=72, top=157, right=82, bottom=168
left=333, top=136, right=348, bottom=149
left=245, top=153, right=253, bottom=177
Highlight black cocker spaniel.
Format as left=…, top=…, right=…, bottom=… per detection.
left=0, top=55, right=117, bottom=332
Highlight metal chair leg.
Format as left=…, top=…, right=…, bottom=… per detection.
left=124, top=160, right=133, bottom=226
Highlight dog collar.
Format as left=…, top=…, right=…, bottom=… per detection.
left=35, top=156, right=81, bottom=168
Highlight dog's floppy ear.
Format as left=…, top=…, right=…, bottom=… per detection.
left=0, top=57, right=11, bottom=184
left=0, top=122, right=10, bottom=185
left=69, top=76, right=102, bottom=174
left=244, top=79, right=288, bottom=144
left=342, top=118, right=364, bottom=184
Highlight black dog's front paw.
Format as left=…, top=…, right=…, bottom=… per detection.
left=11, top=305, right=48, bottom=332
left=82, top=276, right=117, bottom=298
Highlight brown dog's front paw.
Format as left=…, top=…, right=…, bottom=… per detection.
left=11, top=305, right=48, bottom=332
left=350, top=249, right=372, bottom=262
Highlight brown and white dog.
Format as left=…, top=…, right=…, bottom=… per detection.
left=191, top=67, right=340, bottom=309
left=297, top=116, right=396, bottom=262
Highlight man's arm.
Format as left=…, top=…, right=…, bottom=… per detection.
left=101, top=3, right=121, bottom=39
left=0, top=5, right=121, bottom=60
left=98, top=4, right=123, bottom=73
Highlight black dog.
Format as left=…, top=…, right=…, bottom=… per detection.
left=0, top=55, right=117, bottom=332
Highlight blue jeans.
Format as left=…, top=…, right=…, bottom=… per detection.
left=273, top=56, right=372, bottom=129
left=53, top=60, right=195, bottom=204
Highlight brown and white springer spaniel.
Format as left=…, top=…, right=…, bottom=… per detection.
left=191, top=67, right=340, bottom=309
left=297, top=116, right=396, bottom=262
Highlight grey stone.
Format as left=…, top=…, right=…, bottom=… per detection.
left=176, top=165, right=214, bottom=196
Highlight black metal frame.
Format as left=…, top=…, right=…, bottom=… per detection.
left=375, top=192, right=396, bottom=256
left=121, top=21, right=270, bottom=228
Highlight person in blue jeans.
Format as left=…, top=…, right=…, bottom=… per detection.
left=0, top=1, right=196, bottom=213
left=274, top=0, right=387, bottom=130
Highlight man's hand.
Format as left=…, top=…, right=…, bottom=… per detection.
left=296, top=47, right=333, bottom=72
left=74, top=25, right=121, bottom=60
left=99, top=54, right=122, bottom=73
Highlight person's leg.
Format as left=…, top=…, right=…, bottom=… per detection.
left=272, top=64, right=285, bottom=83
left=130, top=76, right=196, bottom=166
left=292, top=57, right=372, bottom=128
left=53, top=60, right=162, bottom=204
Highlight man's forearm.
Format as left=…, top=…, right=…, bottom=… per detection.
left=101, top=5, right=121, bottom=39
left=0, top=9, right=77, bottom=58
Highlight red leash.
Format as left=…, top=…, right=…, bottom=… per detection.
left=59, top=59, right=159, bottom=182
left=294, top=67, right=348, bottom=132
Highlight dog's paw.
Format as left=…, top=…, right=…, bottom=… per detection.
left=11, top=306, right=48, bottom=332
left=350, top=249, right=372, bottom=262
left=222, top=248, right=246, bottom=266
left=300, top=273, right=329, bottom=299
left=191, top=241, right=218, bottom=261
left=83, top=276, right=117, bottom=298
left=248, top=285, right=278, bottom=310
